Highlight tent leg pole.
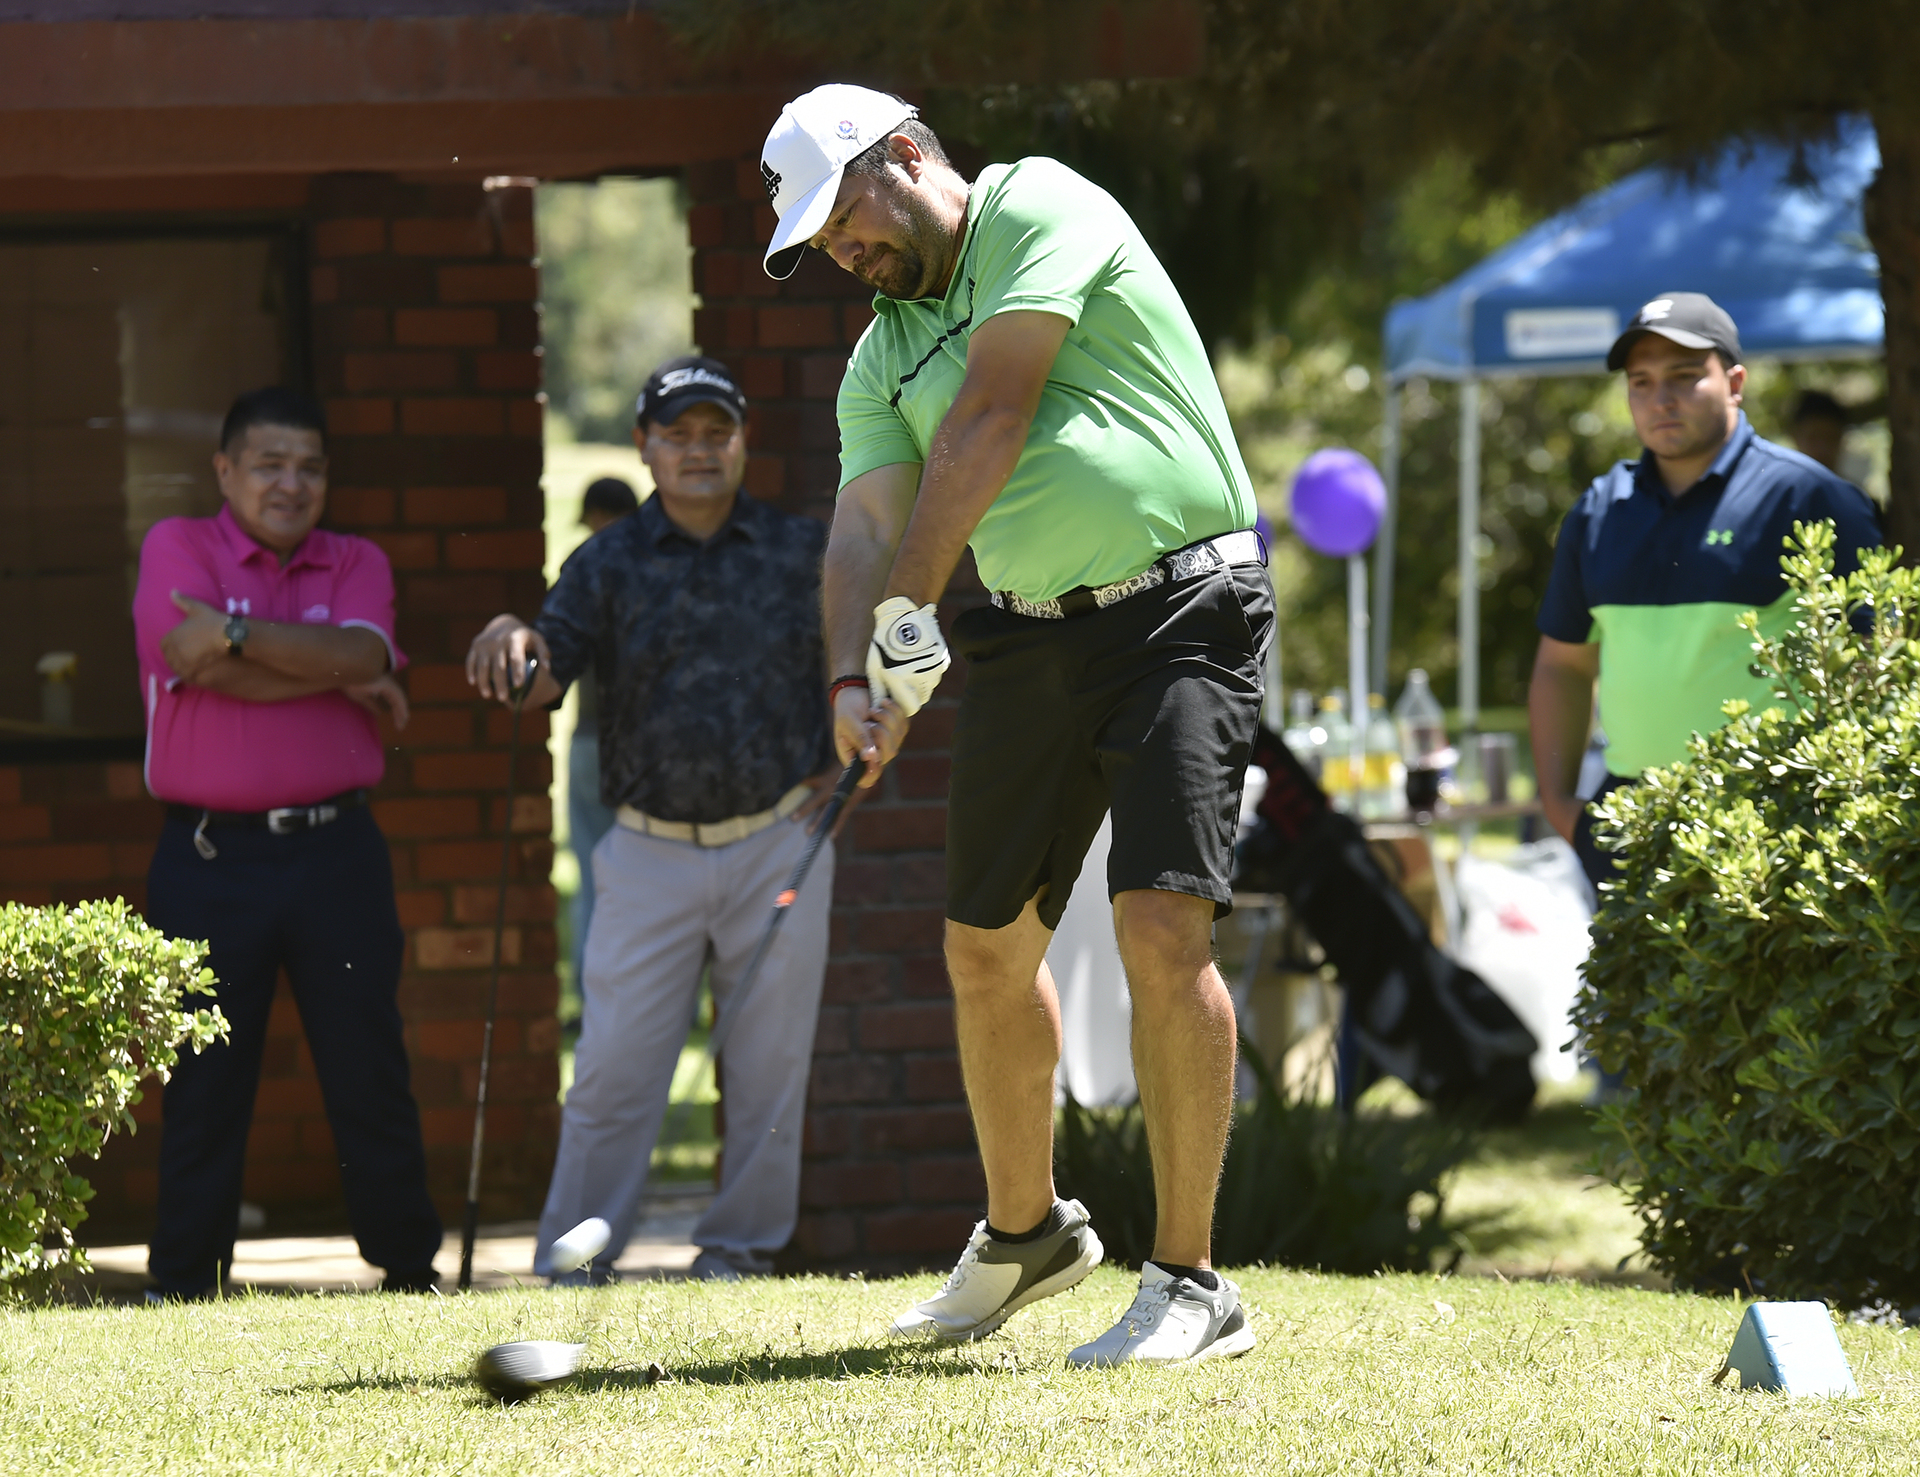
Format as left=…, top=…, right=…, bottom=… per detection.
left=1458, top=378, right=1480, bottom=735
left=1347, top=553, right=1369, bottom=796
left=1370, top=380, right=1399, bottom=700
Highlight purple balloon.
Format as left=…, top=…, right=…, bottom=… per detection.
left=1289, top=448, right=1386, bottom=557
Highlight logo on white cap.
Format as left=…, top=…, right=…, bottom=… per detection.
left=759, top=84, right=919, bottom=279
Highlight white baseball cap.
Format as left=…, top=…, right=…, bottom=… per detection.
left=760, top=84, right=918, bottom=279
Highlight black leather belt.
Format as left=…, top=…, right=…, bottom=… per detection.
left=168, top=790, right=368, bottom=858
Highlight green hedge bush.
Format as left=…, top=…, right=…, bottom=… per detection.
left=1577, top=521, right=1920, bottom=1304
left=1, top=899, right=225, bottom=1296
left=1055, top=1041, right=1480, bottom=1273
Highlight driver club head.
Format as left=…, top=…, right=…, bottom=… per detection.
left=474, top=1339, right=586, bottom=1400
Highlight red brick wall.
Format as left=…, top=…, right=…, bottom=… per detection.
left=685, top=158, right=983, bottom=1269
left=54, top=174, right=560, bottom=1241
left=307, top=174, right=559, bottom=1228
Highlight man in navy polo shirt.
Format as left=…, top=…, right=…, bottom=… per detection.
left=1530, top=293, right=1881, bottom=891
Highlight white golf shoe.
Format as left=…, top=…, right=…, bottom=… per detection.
left=1066, top=1261, right=1256, bottom=1368
left=890, top=1198, right=1104, bottom=1343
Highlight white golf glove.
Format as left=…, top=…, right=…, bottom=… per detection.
left=866, top=596, right=950, bottom=718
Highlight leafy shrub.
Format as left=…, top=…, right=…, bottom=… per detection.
left=1577, top=522, right=1920, bottom=1304
left=1, top=899, right=226, bottom=1296
left=1055, top=1042, right=1481, bottom=1273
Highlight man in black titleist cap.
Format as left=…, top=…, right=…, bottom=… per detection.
left=1531, top=292, right=1881, bottom=897
left=467, top=355, right=849, bottom=1282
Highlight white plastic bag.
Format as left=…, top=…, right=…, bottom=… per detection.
left=1451, top=838, right=1592, bottom=1083
left=1047, top=816, right=1137, bottom=1106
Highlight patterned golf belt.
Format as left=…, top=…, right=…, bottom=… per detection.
left=616, top=781, right=813, bottom=848
left=989, top=529, right=1266, bottom=620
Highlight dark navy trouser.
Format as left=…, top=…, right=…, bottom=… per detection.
left=144, top=807, right=441, bottom=1295
left=1572, top=773, right=1635, bottom=896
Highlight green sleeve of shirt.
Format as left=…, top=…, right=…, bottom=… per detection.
left=968, top=163, right=1124, bottom=328
left=836, top=330, right=924, bottom=488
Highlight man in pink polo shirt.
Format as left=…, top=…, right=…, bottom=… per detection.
left=134, top=386, right=441, bottom=1300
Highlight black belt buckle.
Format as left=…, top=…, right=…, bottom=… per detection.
left=1056, top=587, right=1098, bottom=619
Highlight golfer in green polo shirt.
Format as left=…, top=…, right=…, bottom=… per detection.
left=761, top=85, right=1266, bottom=1367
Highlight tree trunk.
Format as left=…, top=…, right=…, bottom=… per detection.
left=1866, top=114, right=1920, bottom=561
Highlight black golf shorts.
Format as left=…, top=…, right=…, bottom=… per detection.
left=945, top=561, right=1273, bottom=932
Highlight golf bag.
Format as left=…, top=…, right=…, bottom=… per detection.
left=1233, top=725, right=1537, bottom=1122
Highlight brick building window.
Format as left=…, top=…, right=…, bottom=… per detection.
left=0, top=229, right=299, bottom=757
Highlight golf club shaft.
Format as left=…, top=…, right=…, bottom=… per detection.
left=661, top=756, right=864, bottom=1150
left=708, top=755, right=863, bottom=1062
left=459, top=657, right=536, bottom=1291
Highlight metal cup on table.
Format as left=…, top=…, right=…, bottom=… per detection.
left=1477, top=731, right=1515, bottom=806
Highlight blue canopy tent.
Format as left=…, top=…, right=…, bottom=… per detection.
left=1373, top=118, right=1883, bottom=726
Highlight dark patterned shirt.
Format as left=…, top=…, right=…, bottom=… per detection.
left=535, top=492, right=833, bottom=824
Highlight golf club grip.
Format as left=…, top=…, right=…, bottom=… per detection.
left=708, top=757, right=863, bottom=1060
left=813, top=753, right=865, bottom=839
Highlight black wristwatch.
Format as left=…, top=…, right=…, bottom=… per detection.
left=223, top=614, right=250, bottom=657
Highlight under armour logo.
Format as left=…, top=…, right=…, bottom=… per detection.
left=1706, top=529, right=1734, bottom=546
left=760, top=160, right=782, bottom=203
left=225, top=597, right=252, bottom=615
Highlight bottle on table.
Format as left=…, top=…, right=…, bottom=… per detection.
left=1393, top=669, right=1452, bottom=816
left=1362, top=692, right=1405, bottom=817
left=1317, top=690, right=1356, bottom=811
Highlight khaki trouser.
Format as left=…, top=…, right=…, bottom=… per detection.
left=533, top=813, right=833, bottom=1276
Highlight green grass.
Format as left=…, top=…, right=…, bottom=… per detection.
left=1446, top=1090, right=1651, bottom=1283
left=5, top=1269, right=1915, bottom=1473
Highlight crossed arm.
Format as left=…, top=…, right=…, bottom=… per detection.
left=825, top=309, right=1071, bottom=779
left=161, top=591, right=407, bottom=724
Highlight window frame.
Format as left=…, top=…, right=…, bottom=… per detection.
left=0, top=214, right=309, bottom=766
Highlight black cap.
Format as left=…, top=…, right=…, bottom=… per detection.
left=1606, top=292, right=1742, bottom=372
left=636, top=355, right=747, bottom=428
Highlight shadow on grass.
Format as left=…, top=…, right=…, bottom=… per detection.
left=270, top=1371, right=476, bottom=1398
left=285, top=1344, right=996, bottom=1402
left=613, top=1343, right=995, bottom=1387
left=1471, top=1096, right=1608, bottom=1164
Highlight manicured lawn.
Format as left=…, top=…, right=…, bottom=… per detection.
left=1448, top=1091, right=1651, bottom=1283
left=4, top=1267, right=1913, bottom=1474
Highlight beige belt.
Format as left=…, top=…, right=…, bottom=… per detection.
left=616, top=783, right=812, bottom=848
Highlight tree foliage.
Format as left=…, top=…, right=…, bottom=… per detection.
left=1, top=900, right=226, bottom=1298
left=1577, top=522, right=1920, bottom=1304
left=537, top=178, right=696, bottom=444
